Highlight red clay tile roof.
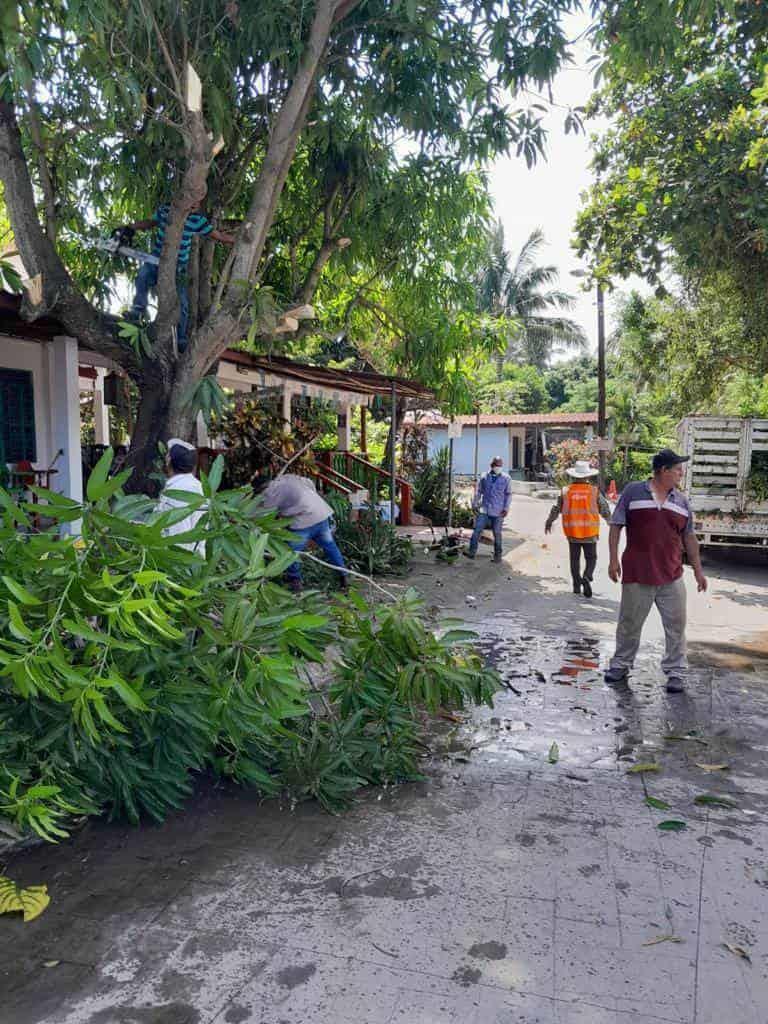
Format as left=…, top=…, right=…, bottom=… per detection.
left=414, top=411, right=598, bottom=427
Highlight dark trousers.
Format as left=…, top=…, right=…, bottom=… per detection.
left=568, top=540, right=597, bottom=588
left=131, top=262, right=189, bottom=350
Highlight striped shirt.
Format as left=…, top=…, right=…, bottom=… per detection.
left=611, top=480, right=694, bottom=585
left=151, top=204, right=213, bottom=270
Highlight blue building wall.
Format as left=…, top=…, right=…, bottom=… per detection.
left=427, top=426, right=516, bottom=476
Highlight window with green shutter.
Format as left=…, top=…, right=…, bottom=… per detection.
left=0, top=368, right=37, bottom=463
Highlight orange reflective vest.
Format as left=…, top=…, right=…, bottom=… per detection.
left=561, top=483, right=600, bottom=540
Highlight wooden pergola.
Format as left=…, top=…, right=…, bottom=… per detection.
left=209, top=351, right=434, bottom=525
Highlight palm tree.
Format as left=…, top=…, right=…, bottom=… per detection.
left=477, top=223, right=587, bottom=375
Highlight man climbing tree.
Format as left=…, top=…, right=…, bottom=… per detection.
left=117, top=199, right=236, bottom=352
left=0, top=0, right=588, bottom=491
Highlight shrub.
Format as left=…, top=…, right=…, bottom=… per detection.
left=546, top=438, right=594, bottom=484
left=0, top=452, right=499, bottom=837
left=413, top=447, right=474, bottom=527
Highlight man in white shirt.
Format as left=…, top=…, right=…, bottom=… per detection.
left=156, top=438, right=205, bottom=553
left=254, top=472, right=348, bottom=592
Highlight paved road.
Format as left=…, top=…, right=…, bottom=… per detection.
left=3, top=495, right=767, bottom=1023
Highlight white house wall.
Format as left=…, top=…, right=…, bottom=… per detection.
left=0, top=331, right=54, bottom=469
left=427, top=426, right=512, bottom=475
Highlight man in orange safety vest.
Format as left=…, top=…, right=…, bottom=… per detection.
left=545, top=459, right=612, bottom=597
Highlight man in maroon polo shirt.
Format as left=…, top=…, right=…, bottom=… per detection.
left=604, top=448, right=707, bottom=694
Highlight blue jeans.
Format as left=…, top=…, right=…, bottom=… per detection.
left=131, top=262, right=189, bottom=350
left=285, top=517, right=347, bottom=582
left=468, top=513, right=504, bottom=557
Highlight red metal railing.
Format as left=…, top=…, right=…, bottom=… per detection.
left=315, top=450, right=413, bottom=525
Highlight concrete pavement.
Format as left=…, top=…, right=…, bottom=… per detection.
left=2, top=494, right=767, bottom=1024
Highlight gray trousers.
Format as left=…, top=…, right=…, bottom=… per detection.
left=609, top=577, right=687, bottom=678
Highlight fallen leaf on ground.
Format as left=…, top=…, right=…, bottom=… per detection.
left=642, top=934, right=683, bottom=947
left=723, top=943, right=751, bottom=963
left=694, top=794, right=737, bottom=808
left=548, top=741, right=559, bottom=764
left=645, top=796, right=671, bottom=810
left=657, top=819, right=687, bottom=832
left=0, top=876, right=50, bottom=922
left=694, top=763, right=729, bottom=772
left=42, top=961, right=60, bottom=968
left=627, top=763, right=661, bottom=773
left=664, top=733, right=708, bottom=745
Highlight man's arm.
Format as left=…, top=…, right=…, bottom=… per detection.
left=683, top=530, right=707, bottom=592
left=608, top=524, right=623, bottom=582
left=210, top=228, right=236, bottom=245
left=501, top=476, right=512, bottom=517
left=544, top=493, right=563, bottom=533
left=473, top=476, right=484, bottom=511
left=598, top=491, right=612, bottom=523
left=122, top=218, right=157, bottom=231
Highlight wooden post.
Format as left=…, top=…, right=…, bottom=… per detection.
left=360, top=404, right=367, bottom=455
left=281, top=385, right=292, bottom=434
left=447, top=434, right=454, bottom=532
left=390, top=382, right=397, bottom=525
left=473, top=404, right=480, bottom=484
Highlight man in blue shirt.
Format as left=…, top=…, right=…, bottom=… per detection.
left=463, top=456, right=512, bottom=563
left=117, top=203, right=235, bottom=351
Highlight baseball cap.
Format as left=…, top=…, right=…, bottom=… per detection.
left=491, top=455, right=503, bottom=466
left=652, top=448, right=690, bottom=472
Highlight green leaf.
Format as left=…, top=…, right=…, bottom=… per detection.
left=657, top=820, right=687, bottom=832
left=548, top=741, right=559, bottom=764
left=7, top=601, right=34, bottom=641
left=282, top=613, right=328, bottom=631
left=207, top=455, right=224, bottom=494
left=694, top=794, right=736, bottom=808
left=645, top=796, right=671, bottom=810
left=2, top=576, right=42, bottom=605
left=86, top=447, right=115, bottom=501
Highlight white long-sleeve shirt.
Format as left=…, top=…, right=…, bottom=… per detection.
left=156, top=472, right=205, bottom=553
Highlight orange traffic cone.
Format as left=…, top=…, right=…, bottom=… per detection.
left=606, top=479, right=618, bottom=502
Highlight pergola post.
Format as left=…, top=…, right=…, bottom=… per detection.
left=359, top=405, right=367, bottom=455
left=390, top=382, right=397, bottom=525
left=93, top=367, right=111, bottom=446
left=49, top=335, right=83, bottom=527
left=281, top=385, right=292, bottom=434
left=337, top=403, right=352, bottom=451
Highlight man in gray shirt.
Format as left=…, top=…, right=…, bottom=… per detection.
left=254, top=473, right=348, bottom=592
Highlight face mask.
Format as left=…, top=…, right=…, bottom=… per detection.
left=491, top=466, right=502, bottom=475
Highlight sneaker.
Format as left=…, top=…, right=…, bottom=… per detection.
left=604, top=668, right=628, bottom=684
left=666, top=676, right=685, bottom=694
left=462, top=549, right=475, bottom=559
left=582, top=578, right=593, bottom=598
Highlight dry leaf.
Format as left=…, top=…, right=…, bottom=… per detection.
left=42, top=960, right=60, bottom=968
left=695, top=763, right=729, bottom=772
left=642, top=934, right=682, bottom=947
left=0, top=875, right=50, bottom=922
left=723, top=943, right=751, bottom=964
left=627, top=763, right=661, bottom=773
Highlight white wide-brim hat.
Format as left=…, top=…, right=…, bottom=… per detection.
left=566, top=460, right=598, bottom=479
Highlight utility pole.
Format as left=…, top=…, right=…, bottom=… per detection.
left=571, top=269, right=608, bottom=492
left=597, top=283, right=607, bottom=491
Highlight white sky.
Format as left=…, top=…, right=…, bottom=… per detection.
left=488, top=10, right=645, bottom=355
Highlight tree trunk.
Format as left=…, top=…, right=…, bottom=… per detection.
left=124, top=361, right=197, bottom=495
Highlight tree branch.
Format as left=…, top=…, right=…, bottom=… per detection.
left=0, top=98, right=134, bottom=368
